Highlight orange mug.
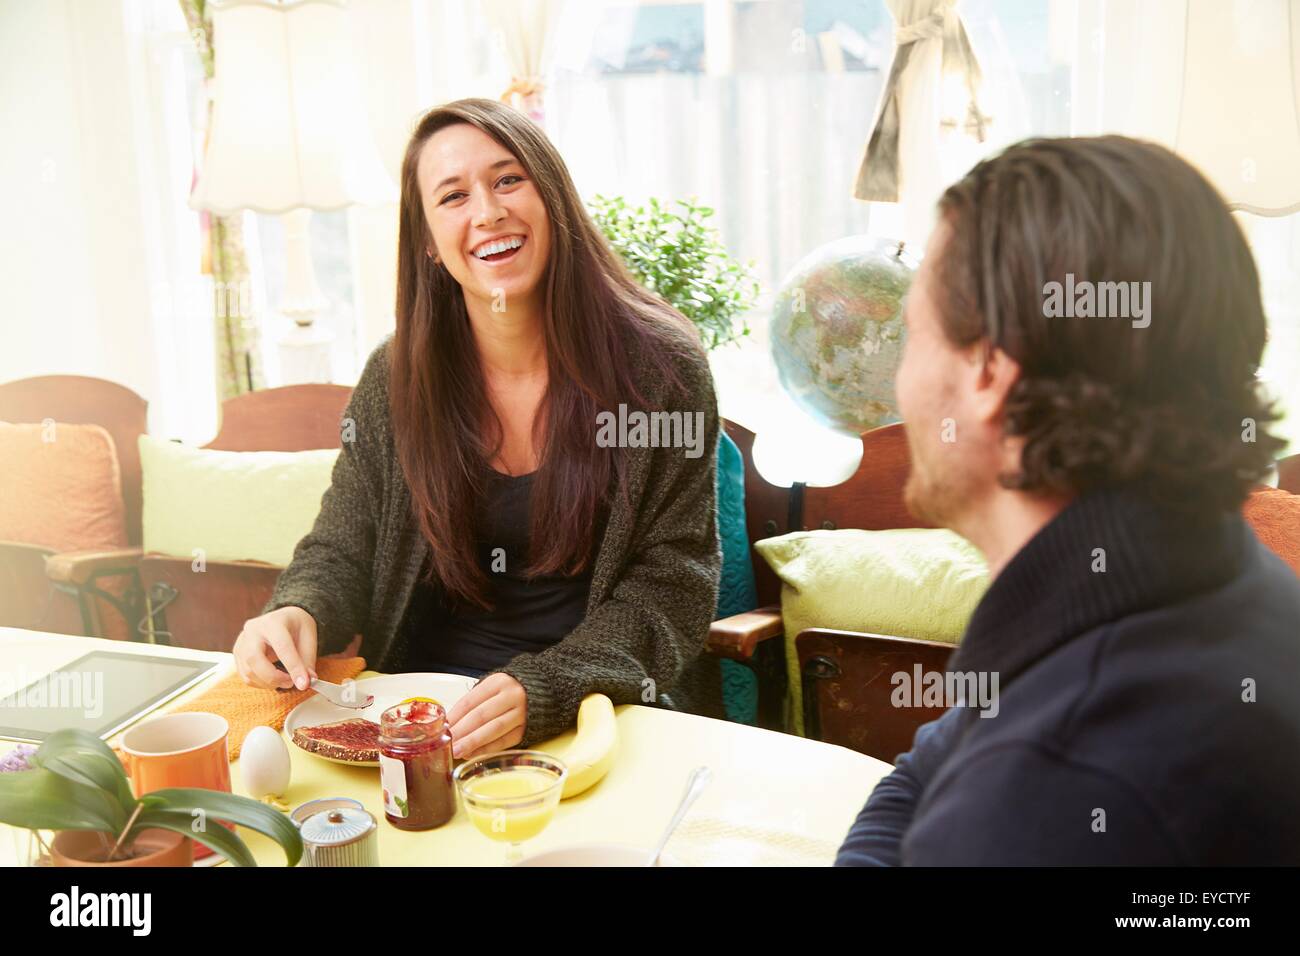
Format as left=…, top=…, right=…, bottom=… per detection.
left=119, top=712, right=232, bottom=796
left=119, top=712, right=232, bottom=861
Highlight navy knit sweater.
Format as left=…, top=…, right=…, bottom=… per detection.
left=836, top=486, right=1300, bottom=865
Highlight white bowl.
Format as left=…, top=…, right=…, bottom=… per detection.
left=515, top=844, right=679, bottom=867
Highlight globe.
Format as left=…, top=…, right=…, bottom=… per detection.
left=769, top=235, right=916, bottom=434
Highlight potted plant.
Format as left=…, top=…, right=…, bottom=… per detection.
left=589, top=194, right=760, bottom=351
left=0, top=730, right=301, bottom=867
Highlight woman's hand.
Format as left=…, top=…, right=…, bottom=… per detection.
left=233, top=606, right=319, bottom=690
left=447, top=673, right=527, bottom=759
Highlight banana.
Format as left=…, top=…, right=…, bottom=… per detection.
left=555, top=693, right=619, bottom=799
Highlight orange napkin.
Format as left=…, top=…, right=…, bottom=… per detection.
left=169, top=657, right=368, bottom=760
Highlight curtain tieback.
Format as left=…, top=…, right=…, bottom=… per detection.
left=853, top=5, right=987, bottom=203
left=501, top=76, right=544, bottom=103
left=894, top=11, right=946, bottom=47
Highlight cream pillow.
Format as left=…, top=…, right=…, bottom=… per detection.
left=139, top=435, right=338, bottom=566
left=756, top=528, right=990, bottom=736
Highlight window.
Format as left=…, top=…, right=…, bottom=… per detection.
left=541, top=0, right=1064, bottom=445
left=250, top=211, right=360, bottom=386
left=587, top=1, right=706, bottom=72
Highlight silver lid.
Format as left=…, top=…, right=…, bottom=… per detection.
left=291, top=797, right=365, bottom=828
left=300, top=806, right=377, bottom=847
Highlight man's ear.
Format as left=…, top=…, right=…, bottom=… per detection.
left=970, top=343, right=1021, bottom=427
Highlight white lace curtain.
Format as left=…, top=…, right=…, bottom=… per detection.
left=482, top=0, right=565, bottom=124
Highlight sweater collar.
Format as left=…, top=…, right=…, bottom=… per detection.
left=948, top=484, right=1250, bottom=687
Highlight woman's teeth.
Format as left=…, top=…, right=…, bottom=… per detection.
left=473, top=237, right=525, bottom=260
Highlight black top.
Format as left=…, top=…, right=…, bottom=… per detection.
left=399, top=470, right=593, bottom=676
left=835, top=484, right=1300, bottom=865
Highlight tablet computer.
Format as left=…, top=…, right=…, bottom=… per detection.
left=0, top=650, right=221, bottom=743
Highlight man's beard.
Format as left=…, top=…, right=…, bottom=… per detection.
left=903, top=447, right=964, bottom=529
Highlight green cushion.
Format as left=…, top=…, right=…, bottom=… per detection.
left=715, top=430, right=760, bottom=725
left=755, top=528, right=990, bottom=735
left=139, top=435, right=338, bottom=566
left=715, top=431, right=758, bottom=619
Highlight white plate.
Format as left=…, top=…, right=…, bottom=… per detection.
left=284, top=673, right=477, bottom=767
left=515, top=844, right=681, bottom=867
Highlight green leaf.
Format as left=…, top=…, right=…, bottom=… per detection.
left=0, top=766, right=126, bottom=832
left=140, top=788, right=302, bottom=866
left=587, top=192, right=760, bottom=351
left=32, top=729, right=135, bottom=808
left=33, top=727, right=122, bottom=767
left=132, top=808, right=257, bottom=867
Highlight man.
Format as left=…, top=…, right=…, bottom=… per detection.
left=836, top=136, right=1300, bottom=865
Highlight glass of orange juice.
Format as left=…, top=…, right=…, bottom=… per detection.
left=454, top=751, right=567, bottom=863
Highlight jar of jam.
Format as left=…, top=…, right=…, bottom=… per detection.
left=378, top=701, right=456, bottom=830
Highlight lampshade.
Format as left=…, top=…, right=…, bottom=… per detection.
left=1174, top=0, right=1300, bottom=215
left=189, top=0, right=397, bottom=215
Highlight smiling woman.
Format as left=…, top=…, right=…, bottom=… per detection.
left=418, top=130, right=553, bottom=326
left=234, top=98, right=726, bottom=761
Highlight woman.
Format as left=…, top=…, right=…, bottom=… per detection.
left=232, top=98, right=724, bottom=760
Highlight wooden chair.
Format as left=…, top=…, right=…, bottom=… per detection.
left=1279, top=453, right=1300, bottom=495
left=710, top=422, right=1300, bottom=762
left=134, top=384, right=354, bottom=652
left=704, top=421, right=795, bottom=728
left=707, top=422, right=956, bottom=762
left=136, top=400, right=759, bottom=656
left=796, top=424, right=956, bottom=760
left=0, top=375, right=149, bottom=637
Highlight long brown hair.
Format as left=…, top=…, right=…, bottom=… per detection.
left=392, top=98, right=698, bottom=608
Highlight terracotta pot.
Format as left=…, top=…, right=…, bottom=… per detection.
left=51, top=828, right=193, bottom=867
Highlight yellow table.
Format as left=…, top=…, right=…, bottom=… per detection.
left=0, top=628, right=892, bottom=866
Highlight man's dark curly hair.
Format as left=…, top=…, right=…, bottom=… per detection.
left=935, top=135, right=1284, bottom=513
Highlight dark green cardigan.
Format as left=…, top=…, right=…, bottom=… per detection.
left=264, top=335, right=725, bottom=745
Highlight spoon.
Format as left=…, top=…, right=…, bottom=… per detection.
left=306, top=676, right=374, bottom=710
left=645, top=766, right=711, bottom=866
left=275, top=663, right=374, bottom=710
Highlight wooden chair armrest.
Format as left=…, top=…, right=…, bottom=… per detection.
left=139, top=552, right=284, bottom=570
left=707, top=605, right=784, bottom=661
left=0, top=540, right=56, bottom=560
left=795, top=626, right=959, bottom=652
left=45, top=547, right=144, bottom=586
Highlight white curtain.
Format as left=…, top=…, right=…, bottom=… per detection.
left=482, top=0, right=566, bottom=124
left=1072, top=0, right=1300, bottom=216
left=1071, top=0, right=1300, bottom=451
left=69, top=0, right=221, bottom=442
left=854, top=0, right=990, bottom=249
left=548, top=70, right=879, bottom=295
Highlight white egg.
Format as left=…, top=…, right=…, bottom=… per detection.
left=241, top=726, right=291, bottom=799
